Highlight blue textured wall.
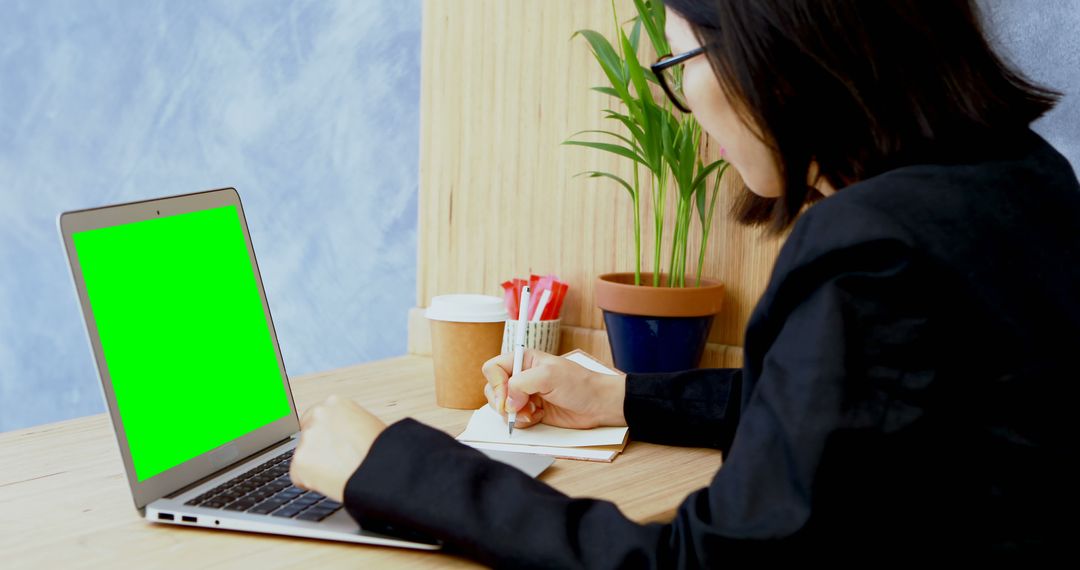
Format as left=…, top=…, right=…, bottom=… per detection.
left=0, top=0, right=421, bottom=431
left=982, top=0, right=1080, bottom=169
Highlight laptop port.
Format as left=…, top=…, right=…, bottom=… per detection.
left=182, top=516, right=197, bottom=523
left=157, top=513, right=175, bottom=521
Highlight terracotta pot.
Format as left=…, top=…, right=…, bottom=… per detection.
left=595, top=273, right=725, bottom=373
left=595, top=272, right=725, bottom=317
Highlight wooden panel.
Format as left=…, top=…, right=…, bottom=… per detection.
left=415, top=0, right=787, bottom=356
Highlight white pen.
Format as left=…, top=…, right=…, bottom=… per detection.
left=508, top=285, right=530, bottom=435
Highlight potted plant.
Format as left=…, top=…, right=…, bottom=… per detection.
left=565, top=0, right=730, bottom=373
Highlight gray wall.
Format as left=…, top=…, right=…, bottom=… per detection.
left=0, top=0, right=421, bottom=431
left=982, top=0, right=1080, bottom=168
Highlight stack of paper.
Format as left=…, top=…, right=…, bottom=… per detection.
left=456, top=351, right=629, bottom=462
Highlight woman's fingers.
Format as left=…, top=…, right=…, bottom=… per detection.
left=482, top=353, right=515, bottom=410
left=483, top=350, right=558, bottom=419
left=481, top=353, right=513, bottom=386
left=514, top=399, right=542, bottom=422
left=506, top=367, right=553, bottom=412
left=484, top=383, right=507, bottom=417
left=512, top=405, right=545, bottom=429
left=487, top=380, right=551, bottom=430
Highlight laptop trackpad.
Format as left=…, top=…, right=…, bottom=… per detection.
left=476, top=448, right=555, bottom=478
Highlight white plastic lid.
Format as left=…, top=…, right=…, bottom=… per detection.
left=425, top=294, right=509, bottom=323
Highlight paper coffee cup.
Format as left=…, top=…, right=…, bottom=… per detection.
left=426, top=295, right=508, bottom=409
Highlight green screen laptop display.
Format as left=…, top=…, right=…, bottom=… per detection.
left=72, top=205, right=291, bottom=482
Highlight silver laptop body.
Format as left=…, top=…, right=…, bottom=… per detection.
left=58, top=188, right=551, bottom=551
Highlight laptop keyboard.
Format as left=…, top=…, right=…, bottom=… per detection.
left=183, top=449, right=343, bottom=522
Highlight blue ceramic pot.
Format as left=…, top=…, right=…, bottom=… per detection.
left=601, top=311, right=716, bottom=373
left=595, top=272, right=725, bottom=374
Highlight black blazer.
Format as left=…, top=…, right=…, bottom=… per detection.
left=343, top=131, right=1077, bottom=565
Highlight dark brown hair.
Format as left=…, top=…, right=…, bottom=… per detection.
left=663, top=0, right=1060, bottom=235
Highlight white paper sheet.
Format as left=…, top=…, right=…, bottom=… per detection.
left=457, top=405, right=628, bottom=448
left=563, top=351, right=620, bottom=375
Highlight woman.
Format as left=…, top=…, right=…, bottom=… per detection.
left=290, top=0, right=1075, bottom=563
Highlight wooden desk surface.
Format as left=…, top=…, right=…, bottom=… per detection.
left=0, top=355, right=722, bottom=568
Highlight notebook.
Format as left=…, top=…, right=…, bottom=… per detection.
left=456, top=350, right=629, bottom=462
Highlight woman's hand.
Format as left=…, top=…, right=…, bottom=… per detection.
left=288, top=395, right=386, bottom=503
left=482, top=350, right=627, bottom=430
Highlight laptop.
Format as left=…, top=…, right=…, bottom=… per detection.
left=58, top=187, right=553, bottom=550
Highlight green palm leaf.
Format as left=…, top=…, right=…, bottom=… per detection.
left=568, top=129, right=640, bottom=152
left=576, top=170, right=637, bottom=199
left=562, top=140, right=647, bottom=166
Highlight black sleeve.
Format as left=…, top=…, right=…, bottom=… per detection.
left=344, top=418, right=667, bottom=568
left=344, top=234, right=925, bottom=567
left=623, top=368, right=742, bottom=454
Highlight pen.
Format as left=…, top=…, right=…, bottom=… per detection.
left=508, top=285, right=530, bottom=435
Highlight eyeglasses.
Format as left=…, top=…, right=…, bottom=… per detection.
left=651, top=46, right=706, bottom=113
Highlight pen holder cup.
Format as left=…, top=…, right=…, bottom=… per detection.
left=501, top=319, right=562, bottom=355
